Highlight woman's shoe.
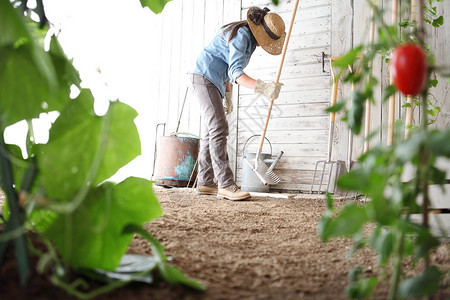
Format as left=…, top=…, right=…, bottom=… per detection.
left=218, top=184, right=251, bottom=201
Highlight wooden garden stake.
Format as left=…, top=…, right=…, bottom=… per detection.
left=404, top=0, right=418, bottom=139
left=364, top=2, right=377, bottom=153
left=387, top=0, right=399, bottom=146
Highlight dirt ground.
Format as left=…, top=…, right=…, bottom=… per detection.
left=1, top=186, right=450, bottom=299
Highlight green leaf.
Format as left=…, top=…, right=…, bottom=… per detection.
left=325, top=193, right=334, bottom=210
left=333, top=46, right=363, bottom=68
left=337, top=168, right=370, bottom=193
left=347, top=91, right=365, bottom=134
left=318, top=215, right=333, bottom=242
left=0, top=46, right=60, bottom=128
left=427, top=106, right=441, bottom=117
left=38, top=91, right=141, bottom=201
left=0, top=1, right=57, bottom=123
left=394, top=130, right=427, bottom=162
left=428, top=129, right=450, bottom=157
left=325, top=101, right=346, bottom=113
left=432, top=16, right=444, bottom=27
left=382, top=85, right=397, bottom=102
left=428, top=79, right=438, bottom=88
left=398, top=266, right=442, bottom=298
left=320, top=204, right=369, bottom=241
left=430, top=165, right=447, bottom=185
left=47, top=34, right=81, bottom=101
left=139, top=0, right=173, bottom=14
left=370, top=227, right=394, bottom=265
left=346, top=277, right=378, bottom=299
left=44, top=177, right=161, bottom=270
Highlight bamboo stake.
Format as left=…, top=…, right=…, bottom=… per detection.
left=404, top=0, right=418, bottom=139
left=364, top=3, right=377, bottom=153
left=387, top=0, right=399, bottom=146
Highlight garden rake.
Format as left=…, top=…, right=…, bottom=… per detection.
left=310, top=57, right=346, bottom=194
left=251, top=0, right=300, bottom=185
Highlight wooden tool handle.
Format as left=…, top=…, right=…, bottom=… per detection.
left=330, top=59, right=338, bottom=122
left=257, top=0, right=300, bottom=154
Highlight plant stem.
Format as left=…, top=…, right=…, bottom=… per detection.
left=388, top=228, right=405, bottom=300
left=0, top=127, right=29, bottom=286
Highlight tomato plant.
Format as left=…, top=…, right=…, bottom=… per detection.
left=320, top=1, right=449, bottom=299
left=390, top=44, right=428, bottom=96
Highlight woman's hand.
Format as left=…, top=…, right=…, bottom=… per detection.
left=254, top=79, right=283, bottom=99
left=223, top=91, right=233, bottom=115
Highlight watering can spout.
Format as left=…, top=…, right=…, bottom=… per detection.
left=267, top=151, right=284, bottom=173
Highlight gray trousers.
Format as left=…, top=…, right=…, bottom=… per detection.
left=189, top=74, right=234, bottom=188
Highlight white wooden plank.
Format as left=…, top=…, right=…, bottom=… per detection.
left=238, top=102, right=329, bottom=118
left=238, top=114, right=329, bottom=132
left=251, top=46, right=330, bottom=66
left=240, top=88, right=330, bottom=105
left=330, top=0, right=353, bottom=165
left=237, top=129, right=329, bottom=145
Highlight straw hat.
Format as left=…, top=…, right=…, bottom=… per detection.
left=247, top=7, right=286, bottom=55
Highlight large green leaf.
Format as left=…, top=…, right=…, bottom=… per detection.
left=46, top=35, right=80, bottom=106
left=398, top=266, right=442, bottom=298
left=370, top=227, right=394, bottom=265
left=139, top=0, right=173, bottom=14
left=0, top=0, right=57, bottom=129
left=0, top=46, right=54, bottom=128
left=37, top=90, right=141, bottom=201
left=428, top=129, right=450, bottom=157
left=45, top=177, right=162, bottom=270
left=0, top=0, right=29, bottom=48
left=319, top=204, right=369, bottom=242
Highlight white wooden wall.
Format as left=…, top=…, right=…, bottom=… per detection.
left=150, top=0, right=448, bottom=193
left=235, top=0, right=332, bottom=192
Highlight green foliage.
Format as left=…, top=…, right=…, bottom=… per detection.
left=346, top=267, right=378, bottom=299
left=318, top=1, right=448, bottom=299
left=139, top=0, right=173, bottom=14
left=0, top=0, right=204, bottom=296
left=44, top=178, right=161, bottom=270
left=398, top=266, right=442, bottom=297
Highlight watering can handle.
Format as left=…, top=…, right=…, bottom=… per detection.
left=243, top=135, right=272, bottom=158
left=267, top=151, right=284, bottom=173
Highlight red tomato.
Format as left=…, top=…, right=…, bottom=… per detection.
left=390, top=44, right=428, bottom=96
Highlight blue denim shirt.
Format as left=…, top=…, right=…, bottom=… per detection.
left=193, top=25, right=257, bottom=98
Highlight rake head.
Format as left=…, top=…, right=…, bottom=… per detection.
left=244, top=156, right=281, bottom=185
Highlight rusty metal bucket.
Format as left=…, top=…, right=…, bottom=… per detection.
left=154, top=135, right=199, bottom=187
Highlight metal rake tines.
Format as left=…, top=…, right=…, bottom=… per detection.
left=247, top=157, right=281, bottom=185
left=310, top=160, right=342, bottom=194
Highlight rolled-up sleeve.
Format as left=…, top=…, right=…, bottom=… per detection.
left=227, top=29, right=252, bottom=83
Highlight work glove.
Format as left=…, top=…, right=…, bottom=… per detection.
left=223, top=91, right=233, bottom=115
left=254, top=79, right=283, bottom=99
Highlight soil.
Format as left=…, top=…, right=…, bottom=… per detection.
left=1, top=186, right=450, bottom=299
